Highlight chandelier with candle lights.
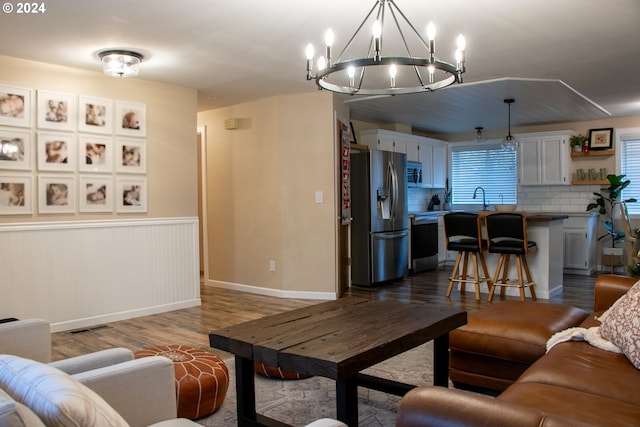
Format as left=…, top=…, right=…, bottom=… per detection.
left=305, top=0, right=466, bottom=95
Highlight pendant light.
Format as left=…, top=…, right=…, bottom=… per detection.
left=502, top=98, right=517, bottom=151
left=474, top=127, right=486, bottom=142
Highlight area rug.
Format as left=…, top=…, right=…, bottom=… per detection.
left=198, top=341, right=443, bottom=426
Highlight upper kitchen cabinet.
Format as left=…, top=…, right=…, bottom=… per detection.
left=518, top=131, right=572, bottom=186
left=359, top=129, right=406, bottom=154
left=358, top=129, right=447, bottom=188
left=418, top=139, right=446, bottom=188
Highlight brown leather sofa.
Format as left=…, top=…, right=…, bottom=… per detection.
left=396, top=275, right=640, bottom=427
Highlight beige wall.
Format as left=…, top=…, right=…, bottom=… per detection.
left=197, top=91, right=338, bottom=296
left=0, top=55, right=198, bottom=222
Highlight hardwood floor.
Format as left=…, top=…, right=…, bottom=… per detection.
left=51, top=267, right=598, bottom=361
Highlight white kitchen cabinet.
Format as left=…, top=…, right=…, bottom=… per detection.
left=417, top=138, right=446, bottom=189
left=405, top=139, right=420, bottom=162
left=358, top=129, right=406, bottom=153
left=358, top=129, right=447, bottom=188
left=432, top=144, right=447, bottom=188
left=419, top=141, right=434, bottom=187
left=563, top=213, right=598, bottom=275
left=518, top=132, right=571, bottom=186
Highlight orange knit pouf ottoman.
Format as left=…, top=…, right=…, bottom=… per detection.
left=135, top=345, right=229, bottom=419
left=254, top=362, right=312, bottom=380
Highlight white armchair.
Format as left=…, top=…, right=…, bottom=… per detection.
left=0, top=319, right=200, bottom=427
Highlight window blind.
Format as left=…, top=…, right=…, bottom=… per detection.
left=620, top=137, right=640, bottom=214
left=450, top=144, right=517, bottom=205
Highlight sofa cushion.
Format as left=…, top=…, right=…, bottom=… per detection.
left=499, top=381, right=640, bottom=427
left=0, top=388, right=46, bottom=427
left=0, top=355, right=129, bottom=427
left=599, top=280, right=640, bottom=369
left=517, top=341, right=640, bottom=406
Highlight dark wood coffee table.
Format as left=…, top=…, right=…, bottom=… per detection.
left=209, top=297, right=466, bottom=427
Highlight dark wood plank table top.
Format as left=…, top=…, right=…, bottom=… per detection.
left=209, top=297, right=467, bottom=380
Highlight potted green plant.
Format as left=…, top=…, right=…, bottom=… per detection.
left=586, top=174, right=637, bottom=256
left=570, top=134, right=587, bottom=152
left=443, top=178, right=451, bottom=211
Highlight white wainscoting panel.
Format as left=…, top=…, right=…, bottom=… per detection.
left=0, top=218, right=200, bottom=332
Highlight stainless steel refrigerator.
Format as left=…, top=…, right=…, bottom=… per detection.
left=351, top=149, right=408, bottom=286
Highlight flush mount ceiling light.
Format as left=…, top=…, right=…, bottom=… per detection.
left=98, top=50, right=144, bottom=78
left=474, top=127, right=486, bottom=142
left=502, top=98, right=517, bottom=151
left=305, top=0, right=466, bottom=95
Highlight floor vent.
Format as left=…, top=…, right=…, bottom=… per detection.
left=69, top=325, right=111, bottom=334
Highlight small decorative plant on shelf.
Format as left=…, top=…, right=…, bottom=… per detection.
left=570, top=134, right=587, bottom=152
left=586, top=174, right=637, bottom=248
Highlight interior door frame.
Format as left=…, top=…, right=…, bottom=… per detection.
left=197, top=126, right=209, bottom=283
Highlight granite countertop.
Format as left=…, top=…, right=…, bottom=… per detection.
left=475, top=211, right=569, bottom=222
left=525, top=213, right=570, bottom=222
left=410, top=210, right=578, bottom=222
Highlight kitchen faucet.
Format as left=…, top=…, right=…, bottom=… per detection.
left=473, top=186, right=488, bottom=210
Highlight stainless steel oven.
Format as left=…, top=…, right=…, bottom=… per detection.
left=408, top=213, right=439, bottom=273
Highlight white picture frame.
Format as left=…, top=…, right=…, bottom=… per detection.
left=116, top=101, right=146, bottom=137
left=116, top=177, right=147, bottom=213
left=115, top=138, right=146, bottom=174
left=0, top=174, right=32, bottom=215
left=37, top=90, right=76, bottom=131
left=38, top=175, right=76, bottom=214
left=0, top=85, right=32, bottom=128
left=0, top=127, right=32, bottom=171
left=79, top=175, right=113, bottom=213
left=78, top=134, right=113, bottom=173
left=78, top=95, right=113, bottom=134
left=37, top=132, right=76, bottom=171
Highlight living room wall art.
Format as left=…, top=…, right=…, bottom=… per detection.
left=36, top=90, right=76, bottom=132
left=37, top=132, right=76, bottom=171
left=116, top=101, right=146, bottom=138
left=0, top=175, right=32, bottom=214
left=78, top=95, right=113, bottom=135
left=38, top=175, right=76, bottom=214
left=116, top=177, right=147, bottom=213
left=78, top=175, right=112, bottom=213
left=78, top=134, right=113, bottom=173
left=115, top=138, right=146, bottom=174
left=0, top=83, right=148, bottom=216
left=0, top=85, right=32, bottom=128
left=0, top=127, right=32, bottom=170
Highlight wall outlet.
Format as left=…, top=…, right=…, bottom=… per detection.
left=269, top=260, right=276, bottom=272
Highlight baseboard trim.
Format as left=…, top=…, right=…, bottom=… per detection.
left=205, top=279, right=337, bottom=301
left=50, top=299, right=201, bottom=333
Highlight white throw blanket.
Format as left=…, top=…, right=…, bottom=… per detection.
left=546, top=325, right=622, bottom=353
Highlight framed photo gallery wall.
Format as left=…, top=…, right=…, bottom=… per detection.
left=0, top=84, right=148, bottom=215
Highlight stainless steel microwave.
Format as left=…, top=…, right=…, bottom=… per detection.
left=407, top=161, right=422, bottom=187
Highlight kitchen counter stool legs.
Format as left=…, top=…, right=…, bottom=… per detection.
left=444, top=212, right=492, bottom=301
left=486, top=213, right=537, bottom=302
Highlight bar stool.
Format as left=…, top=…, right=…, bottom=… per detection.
left=443, top=212, right=492, bottom=301
left=486, top=213, right=537, bottom=302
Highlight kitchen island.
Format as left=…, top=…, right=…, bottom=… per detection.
left=469, top=212, right=568, bottom=299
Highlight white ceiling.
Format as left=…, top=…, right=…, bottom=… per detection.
left=2, top=0, right=639, bottom=134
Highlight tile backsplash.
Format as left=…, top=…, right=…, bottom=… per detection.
left=408, top=185, right=601, bottom=213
